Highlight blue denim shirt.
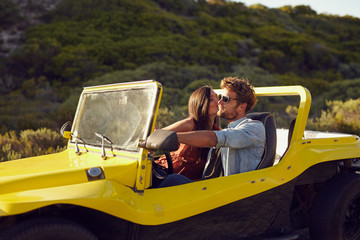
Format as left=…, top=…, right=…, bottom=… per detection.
left=209, top=117, right=266, bottom=176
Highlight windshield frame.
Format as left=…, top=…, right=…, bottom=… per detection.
left=70, top=80, right=162, bottom=154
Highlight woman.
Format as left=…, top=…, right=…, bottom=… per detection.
left=155, top=85, right=220, bottom=180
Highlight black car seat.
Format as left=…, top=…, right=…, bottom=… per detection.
left=279, top=119, right=296, bottom=161
left=246, top=112, right=277, bottom=170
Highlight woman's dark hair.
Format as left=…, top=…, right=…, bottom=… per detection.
left=188, top=86, right=213, bottom=131
left=188, top=86, right=215, bottom=162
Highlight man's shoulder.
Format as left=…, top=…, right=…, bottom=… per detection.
left=246, top=117, right=265, bottom=125
left=236, top=117, right=263, bottom=126
left=224, top=117, right=264, bottom=131
left=232, top=118, right=265, bottom=134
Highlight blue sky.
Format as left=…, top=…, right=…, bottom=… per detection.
left=234, top=0, right=360, bottom=18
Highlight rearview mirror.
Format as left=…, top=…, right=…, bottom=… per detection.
left=60, top=121, right=72, bottom=139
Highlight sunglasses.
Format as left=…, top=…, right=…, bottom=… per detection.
left=217, top=94, right=239, bottom=103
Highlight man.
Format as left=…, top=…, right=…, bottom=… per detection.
left=159, top=77, right=265, bottom=186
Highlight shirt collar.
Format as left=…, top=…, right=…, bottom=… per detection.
left=227, top=116, right=247, bottom=128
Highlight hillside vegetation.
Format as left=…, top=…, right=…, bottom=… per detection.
left=0, top=0, right=359, bottom=158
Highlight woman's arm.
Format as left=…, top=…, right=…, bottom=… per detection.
left=162, top=117, right=195, bottom=132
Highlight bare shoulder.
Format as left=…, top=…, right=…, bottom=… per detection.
left=162, top=117, right=195, bottom=132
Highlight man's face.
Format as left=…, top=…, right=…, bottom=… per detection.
left=217, top=89, right=246, bottom=122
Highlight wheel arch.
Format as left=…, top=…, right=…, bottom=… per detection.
left=309, top=172, right=360, bottom=239
left=290, top=160, right=360, bottom=233
left=0, top=204, right=131, bottom=240
left=290, top=160, right=339, bottom=229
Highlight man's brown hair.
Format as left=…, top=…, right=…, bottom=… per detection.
left=220, top=76, right=257, bottom=113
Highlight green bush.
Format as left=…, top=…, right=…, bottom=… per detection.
left=0, top=0, right=22, bottom=28
left=0, top=0, right=360, bottom=135
left=0, top=128, right=66, bottom=162
left=307, top=98, right=360, bottom=136
left=156, top=106, right=187, bottom=129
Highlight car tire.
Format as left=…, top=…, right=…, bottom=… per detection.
left=0, top=217, right=98, bottom=240
left=309, top=173, right=360, bottom=240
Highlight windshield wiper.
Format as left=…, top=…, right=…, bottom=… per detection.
left=95, top=132, right=115, bottom=159
left=72, top=134, right=88, bottom=155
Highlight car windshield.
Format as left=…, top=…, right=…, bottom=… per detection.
left=71, top=84, right=158, bottom=152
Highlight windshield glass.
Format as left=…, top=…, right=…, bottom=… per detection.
left=72, top=84, right=157, bottom=152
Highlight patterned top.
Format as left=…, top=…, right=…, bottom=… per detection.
left=156, top=120, right=219, bottom=180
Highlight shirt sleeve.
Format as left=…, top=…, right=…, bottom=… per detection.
left=214, top=120, right=265, bottom=149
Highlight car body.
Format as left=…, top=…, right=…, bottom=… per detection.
left=0, top=80, right=359, bottom=240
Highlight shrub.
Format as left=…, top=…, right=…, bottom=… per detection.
left=0, top=128, right=66, bottom=162
left=307, top=98, right=360, bottom=136
left=0, top=0, right=22, bottom=28
left=156, top=106, right=187, bottom=129
left=0, top=130, right=22, bottom=161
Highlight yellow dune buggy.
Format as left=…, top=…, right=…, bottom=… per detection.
left=0, top=80, right=359, bottom=240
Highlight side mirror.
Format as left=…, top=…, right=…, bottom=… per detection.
left=138, top=130, right=178, bottom=151
left=60, top=121, right=72, bottom=139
